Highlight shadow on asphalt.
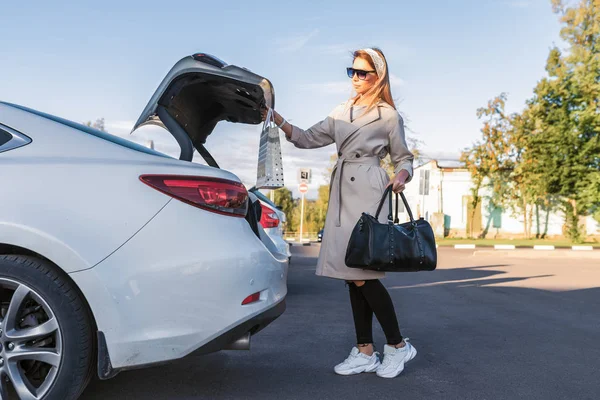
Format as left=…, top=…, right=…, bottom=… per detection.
left=81, top=251, right=600, bottom=400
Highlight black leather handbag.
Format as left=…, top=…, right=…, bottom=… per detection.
left=345, top=186, right=437, bottom=272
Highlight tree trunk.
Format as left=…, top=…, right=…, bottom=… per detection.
left=469, top=204, right=476, bottom=238
left=522, top=199, right=529, bottom=239
left=527, top=204, right=534, bottom=240
left=535, top=202, right=541, bottom=239
left=542, top=206, right=550, bottom=239
left=563, top=199, right=583, bottom=242
left=468, top=185, right=481, bottom=239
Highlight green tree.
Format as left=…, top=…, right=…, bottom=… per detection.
left=461, top=94, right=519, bottom=238
left=304, top=200, right=320, bottom=234
left=527, top=0, right=600, bottom=241
left=323, top=153, right=338, bottom=185
left=272, top=187, right=295, bottom=231
left=85, top=118, right=106, bottom=132
left=460, top=144, right=487, bottom=239
left=313, top=185, right=330, bottom=230
left=511, top=105, right=563, bottom=238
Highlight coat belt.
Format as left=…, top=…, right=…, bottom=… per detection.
left=331, top=154, right=381, bottom=227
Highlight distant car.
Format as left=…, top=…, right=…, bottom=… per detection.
left=318, top=228, right=324, bottom=242
left=0, top=53, right=287, bottom=400
left=249, top=187, right=292, bottom=262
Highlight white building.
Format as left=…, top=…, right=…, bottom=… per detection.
left=396, top=160, right=599, bottom=239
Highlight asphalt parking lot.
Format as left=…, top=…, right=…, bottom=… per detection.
left=82, top=246, right=600, bottom=400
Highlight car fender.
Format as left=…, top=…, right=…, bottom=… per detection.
left=0, top=222, right=91, bottom=273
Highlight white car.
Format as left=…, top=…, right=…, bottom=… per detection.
left=0, top=53, right=287, bottom=400
left=249, top=188, right=292, bottom=262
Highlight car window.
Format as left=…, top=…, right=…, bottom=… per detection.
left=0, top=129, right=10, bottom=146
left=249, top=188, right=278, bottom=209
left=1, top=102, right=172, bottom=159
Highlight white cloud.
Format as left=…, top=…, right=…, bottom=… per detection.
left=277, top=29, right=320, bottom=52
left=420, top=149, right=462, bottom=161
left=105, top=120, right=135, bottom=133
left=107, top=122, right=182, bottom=158
left=204, top=122, right=336, bottom=197
left=208, top=123, right=335, bottom=192
left=314, top=43, right=355, bottom=56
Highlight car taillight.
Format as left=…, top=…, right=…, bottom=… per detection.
left=260, top=204, right=280, bottom=228
left=140, top=175, right=248, bottom=217
left=242, top=292, right=261, bottom=305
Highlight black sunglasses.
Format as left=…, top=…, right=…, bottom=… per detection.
left=346, top=67, right=376, bottom=80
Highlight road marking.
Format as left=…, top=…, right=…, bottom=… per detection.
left=455, top=244, right=476, bottom=249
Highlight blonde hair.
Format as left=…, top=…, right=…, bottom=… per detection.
left=350, top=48, right=396, bottom=112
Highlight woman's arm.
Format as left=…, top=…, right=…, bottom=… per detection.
left=387, top=114, right=414, bottom=193
left=272, top=110, right=293, bottom=140
left=262, top=107, right=336, bottom=149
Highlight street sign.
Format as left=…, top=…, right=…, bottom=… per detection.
left=298, top=183, right=309, bottom=243
left=298, top=168, right=311, bottom=184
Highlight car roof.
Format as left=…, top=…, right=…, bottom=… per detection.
left=0, top=101, right=171, bottom=159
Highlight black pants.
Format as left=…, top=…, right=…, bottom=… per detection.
left=347, top=280, right=403, bottom=346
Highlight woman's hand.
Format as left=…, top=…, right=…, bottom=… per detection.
left=261, top=106, right=270, bottom=122
left=388, top=170, right=409, bottom=193
left=260, top=106, right=293, bottom=139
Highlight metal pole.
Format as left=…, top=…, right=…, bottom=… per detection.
left=300, top=193, right=305, bottom=242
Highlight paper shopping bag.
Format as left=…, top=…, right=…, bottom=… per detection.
left=256, top=108, right=284, bottom=189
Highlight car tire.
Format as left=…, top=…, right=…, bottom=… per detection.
left=0, top=255, right=95, bottom=400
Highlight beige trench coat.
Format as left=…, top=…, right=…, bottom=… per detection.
left=287, top=101, right=414, bottom=280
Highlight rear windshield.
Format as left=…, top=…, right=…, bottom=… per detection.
left=250, top=188, right=279, bottom=209
left=1, top=102, right=172, bottom=159
left=0, top=129, right=10, bottom=147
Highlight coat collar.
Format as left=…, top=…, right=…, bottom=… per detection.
left=337, top=101, right=391, bottom=149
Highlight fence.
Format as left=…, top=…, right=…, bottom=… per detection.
left=284, top=231, right=320, bottom=242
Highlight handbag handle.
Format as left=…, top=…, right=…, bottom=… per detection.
left=375, top=185, right=416, bottom=225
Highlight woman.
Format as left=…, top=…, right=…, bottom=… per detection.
left=265, top=48, right=416, bottom=378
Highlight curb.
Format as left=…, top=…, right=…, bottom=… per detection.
left=289, top=241, right=598, bottom=251
left=454, top=244, right=476, bottom=249
left=446, top=244, right=597, bottom=251
left=572, top=246, right=594, bottom=251
left=534, top=245, right=556, bottom=250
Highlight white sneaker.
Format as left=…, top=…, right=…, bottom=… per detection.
left=376, top=339, right=417, bottom=378
left=334, top=347, right=381, bottom=376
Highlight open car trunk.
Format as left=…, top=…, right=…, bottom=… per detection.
left=132, top=53, right=274, bottom=167
left=132, top=53, right=277, bottom=241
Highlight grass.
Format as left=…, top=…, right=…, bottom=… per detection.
left=436, top=238, right=600, bottom=248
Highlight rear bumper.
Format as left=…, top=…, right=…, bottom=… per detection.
left=98, top=298, right=286, bottom=379
left=196, top=297, right=286, bottom=355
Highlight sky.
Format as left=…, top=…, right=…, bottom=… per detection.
left=0, top=0, right=564, bottom=198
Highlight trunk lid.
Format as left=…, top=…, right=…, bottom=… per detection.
left=132, top=53, right=274, bottom=166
